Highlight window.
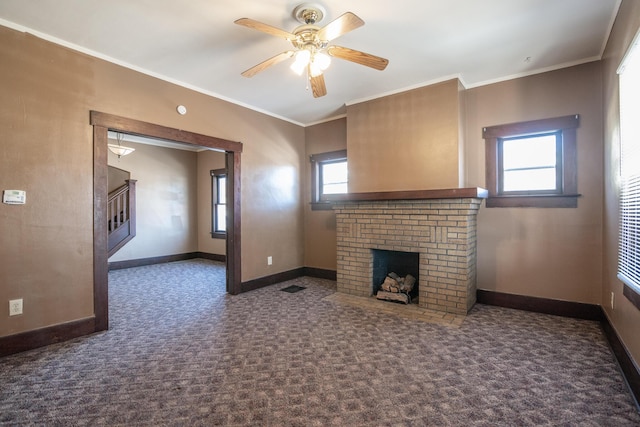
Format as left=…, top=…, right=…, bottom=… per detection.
left=310, top=149, right=347, bottom=210
left=211, top=168, right=226, bottom=238
left=500, top=132, right=561, bottom=193
left=617, top=32, right=640, bottom=308
left=483, top=115, right=580, bottom=208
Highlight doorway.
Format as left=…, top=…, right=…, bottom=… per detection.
left=91, top=111, right=242, bottom=331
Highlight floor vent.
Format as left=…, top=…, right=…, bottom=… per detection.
left=280, top=285, right=306, bottom=293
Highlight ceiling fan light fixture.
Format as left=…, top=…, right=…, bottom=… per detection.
left=314, top=51, right=331, bottom=71
left=309, top=51, right=331, bottom=77
left=292, top=49, right=331, bottom=77
left=309, top=62, right=322, bottom=77
left=290, top=49, right=311, bottom=75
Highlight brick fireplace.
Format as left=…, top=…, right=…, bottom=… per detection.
left=330, top=188, right=487, bottom=315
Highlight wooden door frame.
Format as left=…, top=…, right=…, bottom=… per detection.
left=91, top=111, right=242, bottom=331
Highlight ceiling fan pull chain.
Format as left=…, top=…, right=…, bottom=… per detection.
left=305, top=67, right=310, bottom=92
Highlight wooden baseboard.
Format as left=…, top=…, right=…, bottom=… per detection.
left=108, top=252, right=225, bottom=270
left=601, top=313, right=640, bottom=409
left=194, top=252, right=226, bottom=263
left=476, top=289, right=603, bottom=321
left=239, top=267, right=337, bottom=293
left=240, top=268, right=305, bottom=293
left=303, top=267, right=337, bottom=281
left=0, top=317, right=96, bottom=357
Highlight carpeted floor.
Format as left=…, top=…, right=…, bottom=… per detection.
left=1, top=259, right=639, bottom=426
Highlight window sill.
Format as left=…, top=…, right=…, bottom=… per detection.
left=623, top=284, right=640, bottom=311
left=486, top=194, right=581, bottom=208
left=311, top=202, right=335, bottom=211
left=211, top=232, right=226, bottom=239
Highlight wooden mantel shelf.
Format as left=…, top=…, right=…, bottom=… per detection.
left=325, top=187, right=488, bottom=202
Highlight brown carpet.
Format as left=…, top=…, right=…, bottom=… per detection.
left=1, top=259, right=639, bottom=426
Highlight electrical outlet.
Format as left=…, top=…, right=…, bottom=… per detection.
left=9, top=299, right=23, bottom=316
left=611, top=292, right=615, bottom=310
left=267, top=256, right=273, bottom=266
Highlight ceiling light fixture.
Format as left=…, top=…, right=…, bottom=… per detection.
left=290, top=48, right=331, bottom=77
left=108, top=132, right=135, bottom=158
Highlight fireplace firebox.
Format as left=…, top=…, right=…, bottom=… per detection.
left=372, top=249, right=419, bottom=303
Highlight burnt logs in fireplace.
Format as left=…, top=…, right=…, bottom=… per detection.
left=376, top=272, right=416, bottom=304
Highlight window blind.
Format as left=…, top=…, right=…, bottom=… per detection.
left=618, top=32, right=640, bottom=292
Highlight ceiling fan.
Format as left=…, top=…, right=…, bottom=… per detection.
left=234, top=3, right=389, bottom=98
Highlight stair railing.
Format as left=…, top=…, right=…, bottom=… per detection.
left=108, top=179, right=137, bottom=255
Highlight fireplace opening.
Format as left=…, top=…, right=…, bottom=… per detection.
left=372, top=249, right=419, bottom=304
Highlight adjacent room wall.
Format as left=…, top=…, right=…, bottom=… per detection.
left=601, top=0, right=640, bottom=365
left=108, top=141, right=227, bottom=262
left=107, top=166, right=130, bottom=193
left=0, top=26, right=304, bottom=337
left=107, top=141, right=198, bottom=262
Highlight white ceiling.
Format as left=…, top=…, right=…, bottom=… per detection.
left=0, top=0, right=621, bottom=126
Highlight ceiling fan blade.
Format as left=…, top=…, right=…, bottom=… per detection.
left=327, top=45, right=389, bottom=70
left=309, top=72, right=327, bottom=98
left=241, top=51, right=294, bottom=77
left=234, top=18, right=296, bottom=41
left=316, top=12, right=364, bottom=41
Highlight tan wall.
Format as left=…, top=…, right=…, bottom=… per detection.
left=107, top=141, right=198, bottom=262
left=465, top=62, right=604, bottom=304
left=346, top=79, right=462, bottom=192
left=457, top=80, right=466, bottom=187
left=0, top=27, right=304, bottom=337
left=303, top=118, right=347, bottom=270
left=197, top=149, right=226, bottom=256
left=602, top=0, right=640, bottom=365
